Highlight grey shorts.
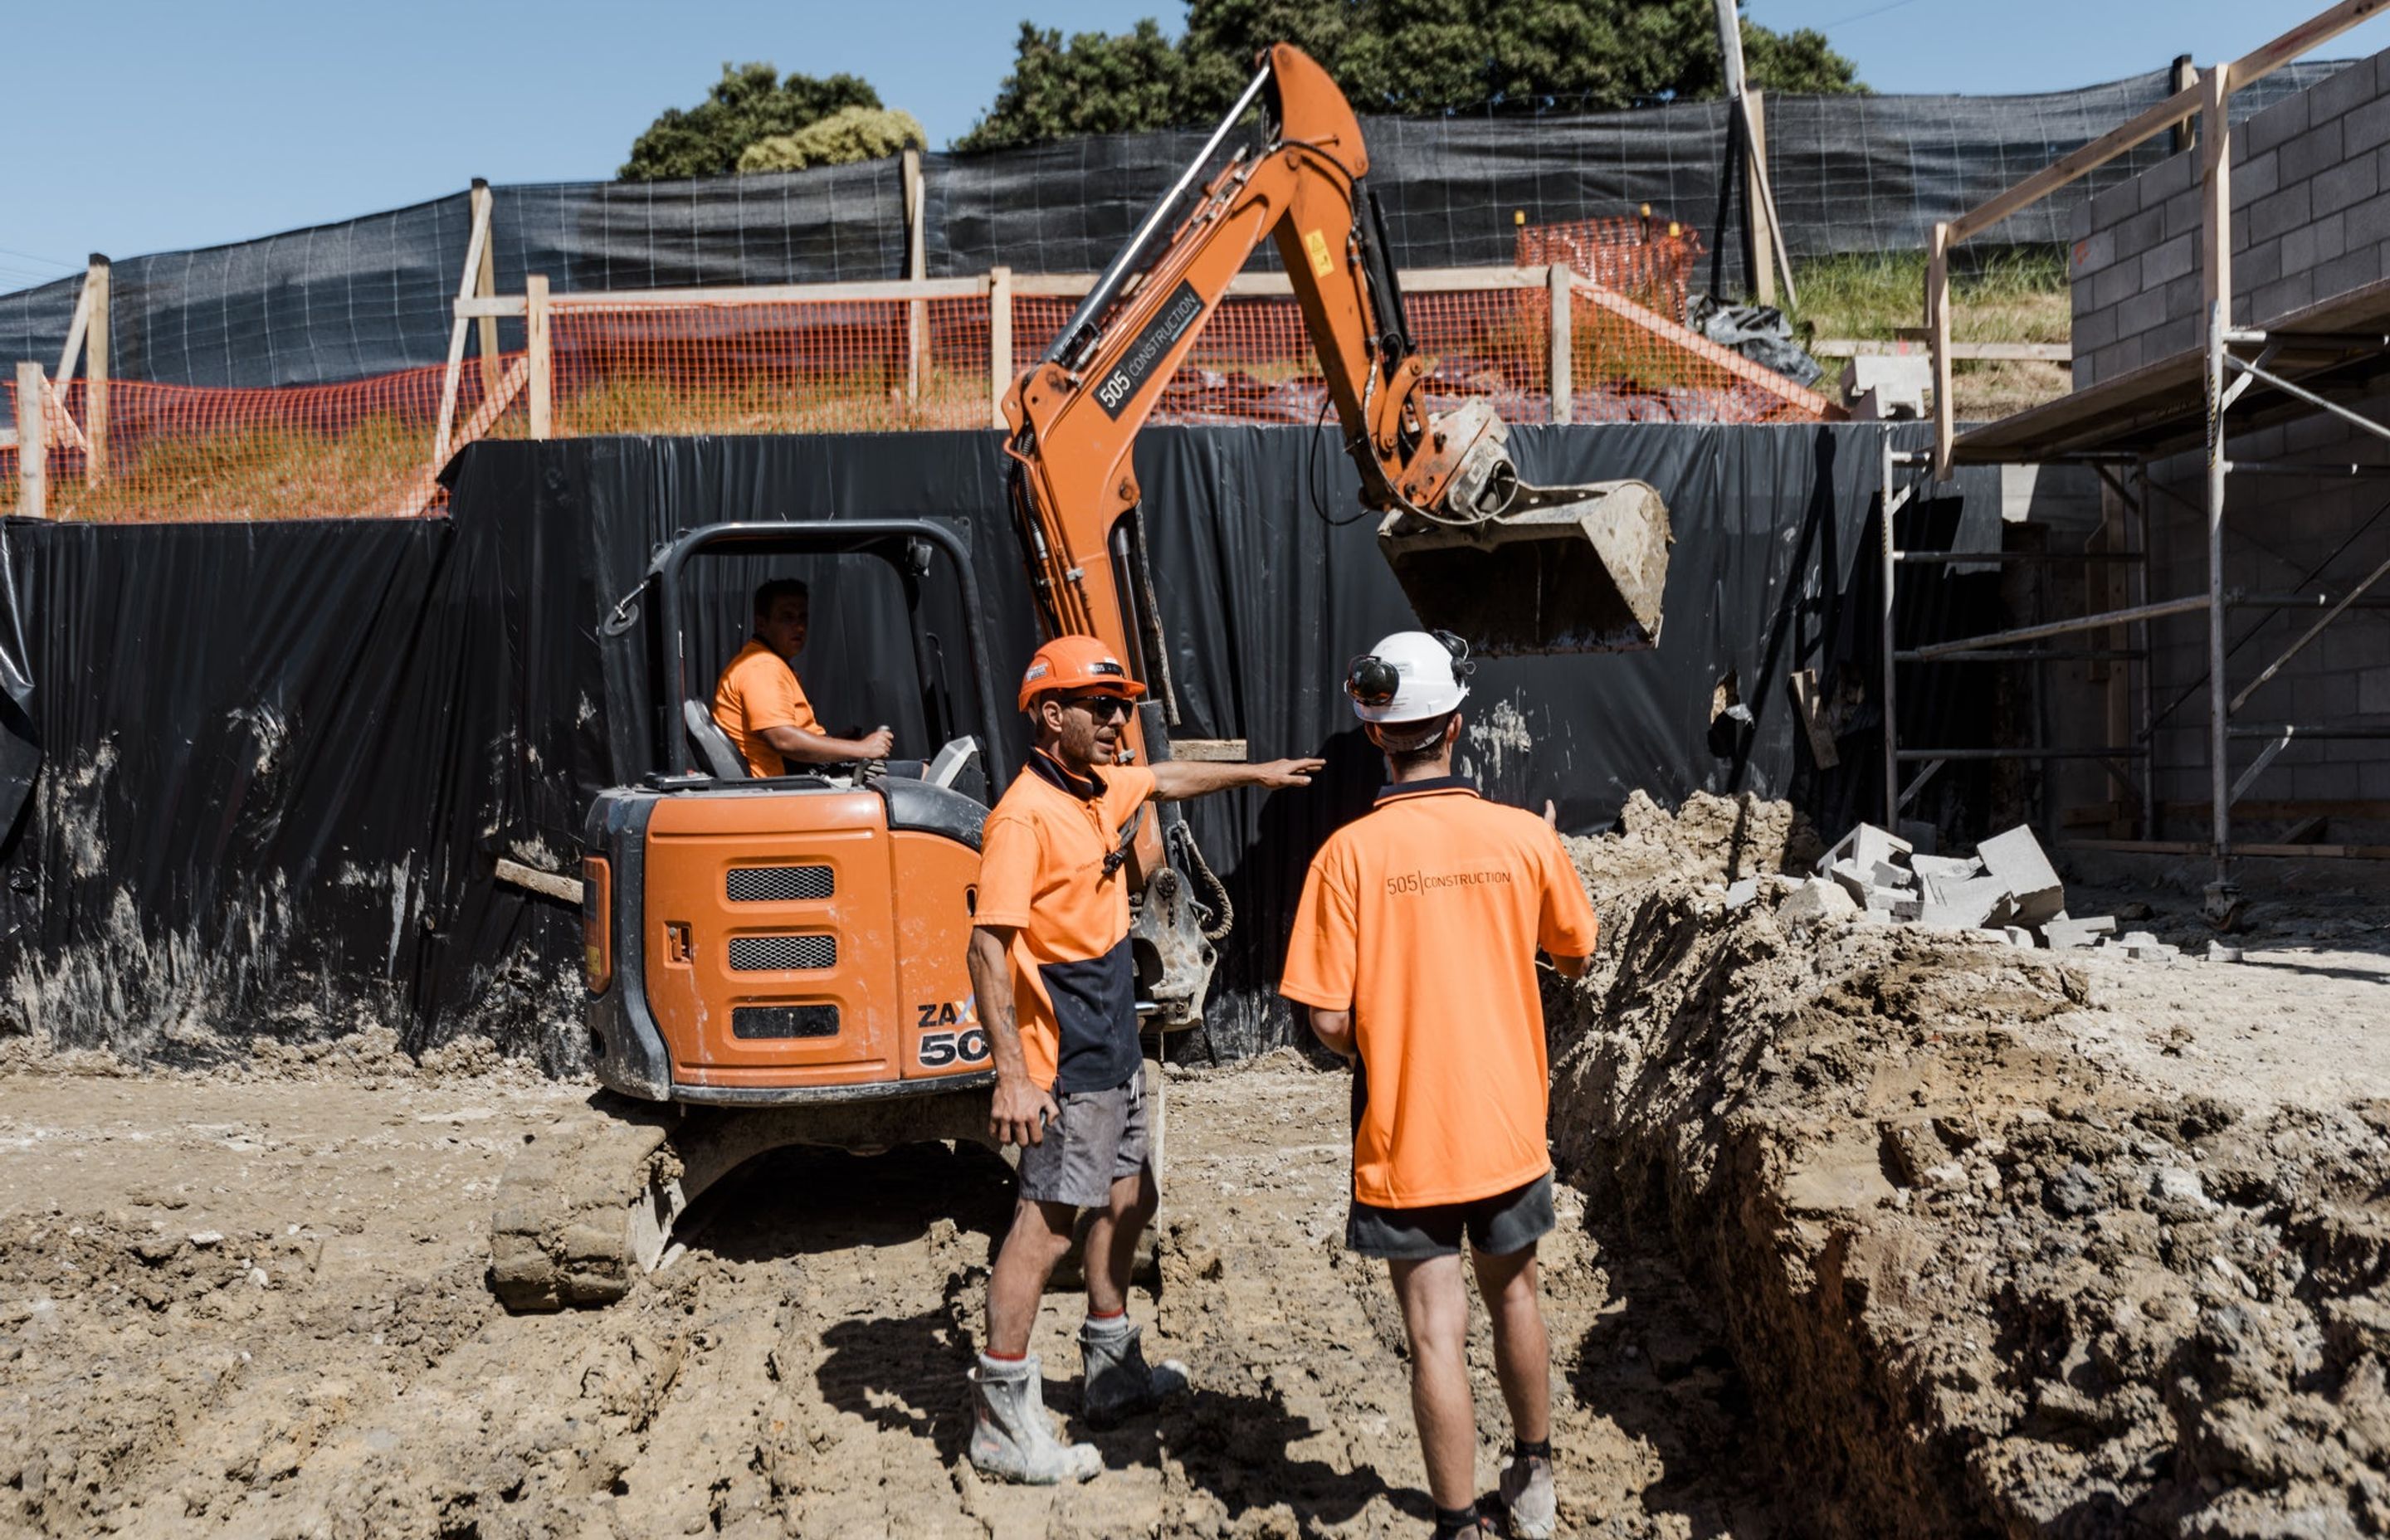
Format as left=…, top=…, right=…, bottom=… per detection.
left=1015, top=1072, right=1152, bottom=1209
left=1346, top=1172, right=1556, bottom=1260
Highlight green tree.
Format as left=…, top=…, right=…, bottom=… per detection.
left=958, top=0, right=1865, bottom=151
left=739, top=107, right=929, bottom=173
left=622, top=63, right=886, bottom=181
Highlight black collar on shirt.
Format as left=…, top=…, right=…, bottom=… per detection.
left=1373, top=775, right=1480, bottom=807
left=1027, top=748, right=1106, bottom=802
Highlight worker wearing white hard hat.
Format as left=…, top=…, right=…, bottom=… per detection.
left=1281, top=626, right=1599, bottom=1540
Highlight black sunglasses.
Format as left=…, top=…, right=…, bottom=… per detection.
left=1062, top=694, right=1134, bottom=720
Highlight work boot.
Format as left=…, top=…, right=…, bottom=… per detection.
left=1078, top=1314, right=1188, bottom=1428
left=1498, top=1445, right=1556, bottom=1539
left=968, top=1353, right=1101, bottom=1485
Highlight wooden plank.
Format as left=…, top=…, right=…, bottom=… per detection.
left=1813, top=339, right=2071, bottom=363
left=471, top=181, right=500, bottom=399
left=495, top=857, right=583, bottom=906
left=1167, top=738, right=1250, bottom=762
left=2229, top=0, right=2390, bottom=90
left=15, top=363, right=45, bottom=519
left=1787, top=667, right=1840, bottom=768
left=1949, top=81, right=2204, bottom=245
left=51, top=278, right=90, bottom=385
left=1929, top=222, right=1954, bottom=480
left=84, top=258, right=107, bottom=487
left=1573, top=280, right=1832, bottom=414
left=988, top=265, right=1013, bottom=430
left=1547, top=262, right=1572, bottom=424
left=903, top=149, right=927, bottom=412
left=2201, top=66, right=2233, bottom=317
left=525, top=275, right=552, bottom=441
left=1744, top=89, right=1775, bottom=306
left=433, top=183, right=494, bottom=469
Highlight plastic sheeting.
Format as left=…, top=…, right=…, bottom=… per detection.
left=0, top=422, right=2003, bottom=1064
left=0, top=64, right=2346, bottom=401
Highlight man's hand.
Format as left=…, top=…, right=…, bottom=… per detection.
left=991, top=1073, right=1060, bottom=1148
left=1544, top=799, right=1559, bottom=829
left=857, top=725, right=895, bottom=759
left=1251, top=757, right=1325, bottom=788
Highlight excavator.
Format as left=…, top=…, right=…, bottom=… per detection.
left=488, top=42, right=1672, bottom=1310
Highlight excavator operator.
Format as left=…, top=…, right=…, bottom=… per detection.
left=711, top=578, right=895, bottom=777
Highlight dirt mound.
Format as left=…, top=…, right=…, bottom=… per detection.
left=1565, top=789, right=1824, bottom=898
left=1547, top=870, right=2390, bottom=1537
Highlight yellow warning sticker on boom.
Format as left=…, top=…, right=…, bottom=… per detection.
left=1302, top=228, right=1334, bottom=277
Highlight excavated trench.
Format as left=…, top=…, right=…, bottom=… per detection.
left=1544, top=793, right=2390, bottom=1538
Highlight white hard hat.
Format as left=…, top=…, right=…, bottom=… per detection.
left=1345, top=630, right=1473, bottom=724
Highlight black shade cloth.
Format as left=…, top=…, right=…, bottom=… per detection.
left=0, top=422, right=2001, bottom=1064
left=0, top=63, right=2344, bottom=408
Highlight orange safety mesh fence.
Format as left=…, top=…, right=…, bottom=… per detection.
left=1516, top=214, right=1706, bottom=323
left=2, top=261, right=1825, bottom=523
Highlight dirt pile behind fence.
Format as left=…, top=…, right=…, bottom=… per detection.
left=1546, top=795, right=2390, bottom=1537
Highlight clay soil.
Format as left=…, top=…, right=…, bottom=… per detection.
left=2, top=792, right=2384, bottom=1538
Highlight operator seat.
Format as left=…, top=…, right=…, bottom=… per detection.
left=683, top=699, right=752, bottom=780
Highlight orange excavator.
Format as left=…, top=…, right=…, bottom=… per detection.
left=489, top=43, right=1671, bottom=1309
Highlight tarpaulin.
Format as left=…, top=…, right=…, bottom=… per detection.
left=0, top=422, right=2003, bottom=1064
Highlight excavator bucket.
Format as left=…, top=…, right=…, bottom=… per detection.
left=1378, top=479, right=1673, bottom=657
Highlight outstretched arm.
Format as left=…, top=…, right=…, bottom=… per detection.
left=1150, top=758, right=1324, bottom=802
left=760, top=722, right=896, bottom=763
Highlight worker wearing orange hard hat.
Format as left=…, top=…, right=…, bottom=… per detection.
left=963, top=634, right=1324, bottom=1485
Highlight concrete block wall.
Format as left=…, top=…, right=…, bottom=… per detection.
left=2071, top=51, right=2390, bottom=390
left=2139, top=402, right=2390, bottom=811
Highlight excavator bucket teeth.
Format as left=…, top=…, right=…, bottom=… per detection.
left=1376, top=479, right=1672, bottom=657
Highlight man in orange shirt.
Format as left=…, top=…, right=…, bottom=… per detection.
left=1280, top=631, right=1599, bottom=1540
left=963, top=634, right=1323, bottom=1485
left=711, top=579, right=894, bottom=777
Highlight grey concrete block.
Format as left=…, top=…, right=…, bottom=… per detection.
left=2114, top=286, right=2168, bottom=341
left=2071, top=305, right=2118, bottom=353
left=2141, top=232, right=2195, bottom=288
left=2348, top=95, right=2390, bottom=158
left=2314, top=243, right=2382, bottom=303
left=1919, top=875, right=2016, bottom=931
left=2000, top=927, right=2038, bottom=948
left=2283, top=117, right=2345, bottom=186
left=1978, top=825, right=2065, bottom=927
left=2045, top=914, right=2116, bottom=950
left=2317, top=211, right=2349, bottom=265
left=2252, top=273, right=2317, bottom=324
left=2358, top=666, right=2390, bottom=715
left=2315, top=156, right=2381, bottom=218
left=2234, top=148, right=2281, bottom=209
left=2165, top=188, right=2205, bottom=244
left=2091, top=259, right=2142, bottom=314
left=2087, top=178, right=2142, bottom=233
left=2071, top=227, right=2116, bottom=276
left=2347, top=192, right=2390, bottom=253
left=2309, top=58, right=2378, bottom=127
left=2291, top=671, right=2359, bottom=720
left=2070, top=200, right=2090, bottom=242
left=2251, top=183, right=2313, bottom=240
left=2246, top=91, right=2310, bottom=158
left=2140, top=152, right=2194, bottom=209
left=2239, top=236, right=2284, bottom=295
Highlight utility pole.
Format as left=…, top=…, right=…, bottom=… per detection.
left=1712, top=0, right=1796, bottom=309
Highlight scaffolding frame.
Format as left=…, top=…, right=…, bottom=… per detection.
left=1899, top=0, right=2390, bottom=912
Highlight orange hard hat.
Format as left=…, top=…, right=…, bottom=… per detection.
left=1017, top=635, right=1149, bottom=711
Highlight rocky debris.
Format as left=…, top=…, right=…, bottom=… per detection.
left=1544, top=843, right=2390, bottom=1539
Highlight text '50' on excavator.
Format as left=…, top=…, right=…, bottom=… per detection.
left=489, top=42, right=1671, bottom=1311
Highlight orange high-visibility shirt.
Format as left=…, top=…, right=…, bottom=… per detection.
left=974, top=752, right=1156, bottom=1094
left=711, top=639, right=823, bottom=778
left=1280, top=779, right=1600, bottom=1209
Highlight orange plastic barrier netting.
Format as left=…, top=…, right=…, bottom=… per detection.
left=2, top=266, right=1824, bottom=522
left=1516, top=215, right=1706, bottom=322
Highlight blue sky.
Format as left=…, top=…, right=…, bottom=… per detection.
left=4, top=0, right=2387, bottom=292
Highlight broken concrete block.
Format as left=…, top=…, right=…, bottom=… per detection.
left=1977, top=825, right=2065, bottom=927
left=1898, top=819, right=1939, bottom=856
left=1829, top=858, right=1872, bottom=904
left=1919, top=875, right=2016, bottom=930
left=1779, top=877, right=1859, bottom=926
left=2043, top=914, right=2117, bottom=950
left=1909, top=853, right=1983, bottom=906
left=2000, top=927, right=2037, bottom=948
left=1824, top=821, right=1912, bottom=872
left=1866, top=859, right=1914, bottom=891
left=2114, top=931, right=2180, bottom=962
left=2205, top=941, right=2244, bottom=963
left=1862, top=886, right=1923, bottom=920
left=1724, top=878, right=1760, bottom=910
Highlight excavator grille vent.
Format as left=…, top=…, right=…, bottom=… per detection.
left=726, top=865, right=835, bottom=902
left=727, top=934, right=837, bottom=972
left=731, top=1004, right=841, bottom=1039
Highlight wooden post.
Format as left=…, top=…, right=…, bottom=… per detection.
left=1547, top=262, right=1573, bottom=424
left=1929, top=221, right=1953, bottom=480
left=84, top=256, right=108, bottom=487
left=16, top=363, right=46, bottom=519
left=526, top=275, right=552, bottom=440
left=2200, top=66, right=2233, bottom=317
left=988, top=266, right=1013, bottom=430
left=1744, top=89, right=1776, bottom=306
left=433, top=180, right=494, bottom=469
left=903, top=148, right=927, bottom=412
left=2171, top=56, right=2198, bottom=155
left=471, top=180, right=500, bottom=399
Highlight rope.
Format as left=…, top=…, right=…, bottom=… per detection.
left=1175, top=823, right=1236, bottom=943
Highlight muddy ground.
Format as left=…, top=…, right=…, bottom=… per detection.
left=2, top=792, right=2385, bottom=1537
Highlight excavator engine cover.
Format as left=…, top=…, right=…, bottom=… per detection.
left=1378, top=478, right=1672, bottom=657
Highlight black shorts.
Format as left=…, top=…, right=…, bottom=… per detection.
left=1345, top=1172, right=1556, bottom=1260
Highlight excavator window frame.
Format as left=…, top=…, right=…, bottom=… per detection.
left=641, top=519, right=1009, bottom=795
